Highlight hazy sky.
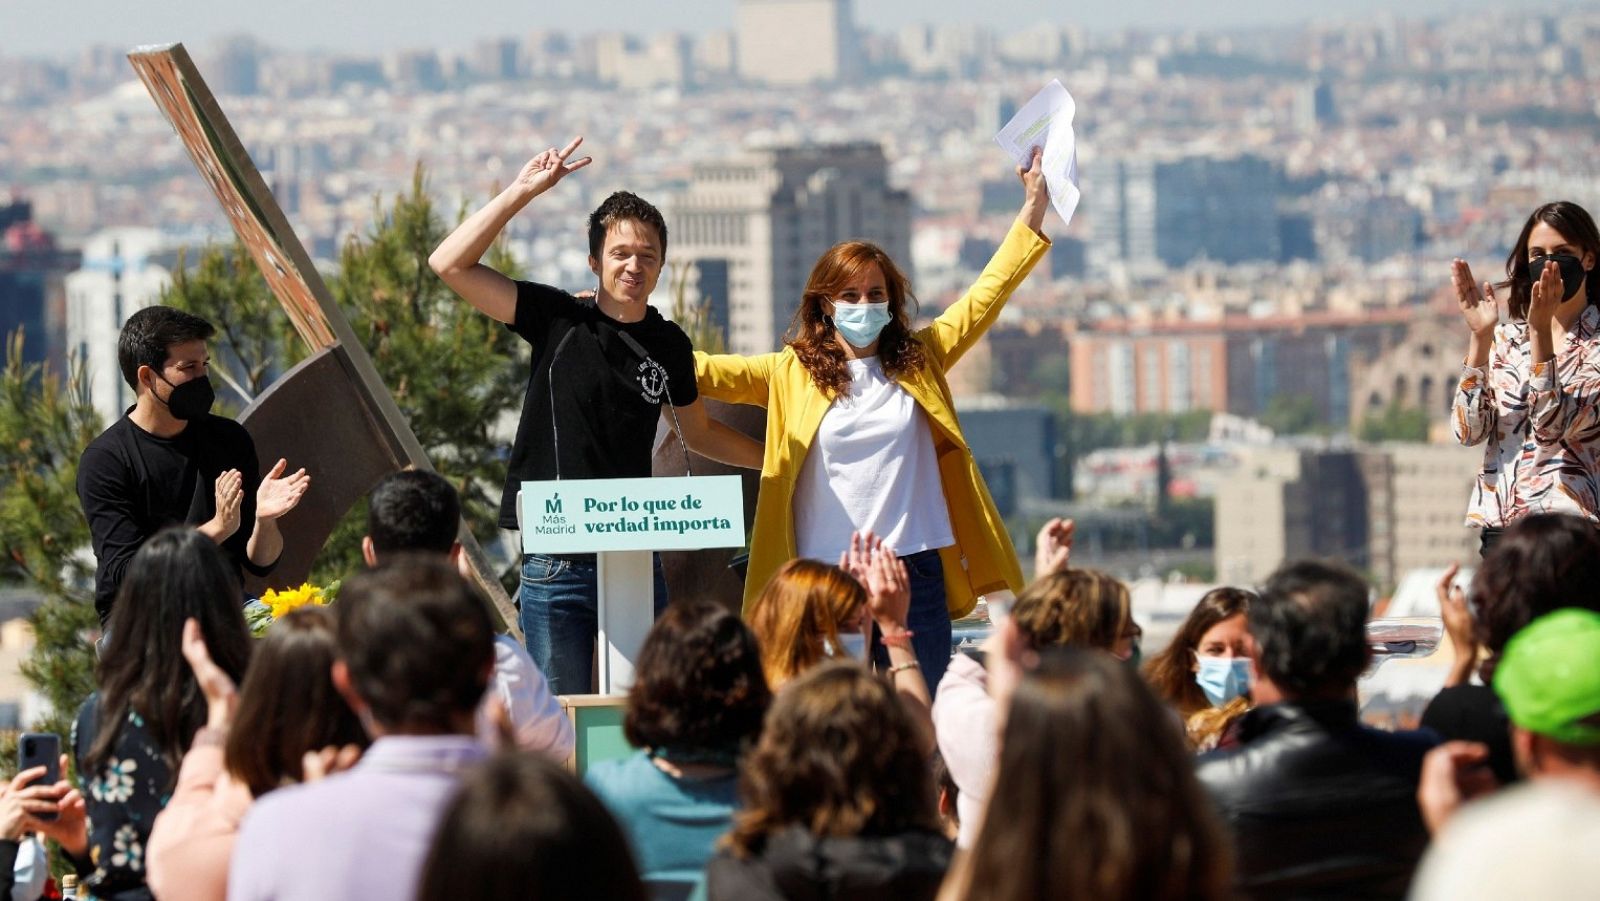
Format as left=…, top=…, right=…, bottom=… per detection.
left=0, top=0, right=1548, bottom=57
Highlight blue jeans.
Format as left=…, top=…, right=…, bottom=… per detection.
left=519, top=553, right=668, bottom=696
left=871, top=549, right=952, bottom=695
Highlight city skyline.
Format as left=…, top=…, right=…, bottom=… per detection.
left=3, top=0, right=1536, bottom=58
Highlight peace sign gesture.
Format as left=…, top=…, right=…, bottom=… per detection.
left=514, top=136, right=593, bottom=199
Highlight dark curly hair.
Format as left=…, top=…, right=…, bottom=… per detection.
left=785, top=240, right=926, bottom=397
left=1470, top=513, right=1600, bottom=681
left=1250, top=560, right=1371, bottom=698
left=624, top=599, right=770, bottom=756
left=336, top=554, right=494, bottom=731
left=588, top=191, right=667, bottom=259
left=723, top=662, right=938, bottom=857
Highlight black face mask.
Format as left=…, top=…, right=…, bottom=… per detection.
left=155, top=373, right=216, bottom=421
left=1530, top=252, right=1587, bottom=301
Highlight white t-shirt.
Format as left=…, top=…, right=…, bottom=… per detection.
left=794, top=356, right=955, bottom=562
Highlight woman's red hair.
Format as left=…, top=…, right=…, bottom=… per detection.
left=784, top=241, right=926, bottom=396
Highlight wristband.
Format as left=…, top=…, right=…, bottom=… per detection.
left=888, top=660, right=921, bottom=675
left=880, top=629, right=915, bottom=649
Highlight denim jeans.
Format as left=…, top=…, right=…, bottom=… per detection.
left=871, top=548, right=952, bottom=695
left=519, top=553, right=668, bottom=696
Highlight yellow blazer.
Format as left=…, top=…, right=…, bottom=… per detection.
left=696, top=219, right=1052, bottom=617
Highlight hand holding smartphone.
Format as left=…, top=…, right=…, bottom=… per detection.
left=17, top=732, right=60, bottom=822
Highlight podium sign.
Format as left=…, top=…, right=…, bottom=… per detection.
left=520, top=475, right=746, bottom=554
left=519, top=475, right=745, bottom=695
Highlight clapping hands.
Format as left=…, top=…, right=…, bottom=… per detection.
left=840, top=531, right=911, bottom=630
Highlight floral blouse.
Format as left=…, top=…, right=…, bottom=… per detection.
left=1453, top=304, right=1600, bottom=528
left=72, top=694, right=174, bottom=901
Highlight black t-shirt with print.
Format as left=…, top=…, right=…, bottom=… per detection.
left=498, top=281, right=698, bottom=528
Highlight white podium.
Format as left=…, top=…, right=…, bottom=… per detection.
left=520, top=475, right=745, bottom=694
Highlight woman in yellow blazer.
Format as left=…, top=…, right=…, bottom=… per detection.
left=695, top=148, right=1051, bottom=691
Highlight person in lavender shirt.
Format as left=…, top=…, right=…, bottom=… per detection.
left=227, top=556, right=495, bottom=901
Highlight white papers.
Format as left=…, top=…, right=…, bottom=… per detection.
left=994, top=79, right=1081, bottom=227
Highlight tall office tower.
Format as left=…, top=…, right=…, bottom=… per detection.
left=64, top=229, right=174, bottom=424
left=671, top=142, right=911, bottom=355
left=736, top=0, right=859, bottom=85
left=1092, top=154, right=1281, bottom=273
left=0, top=201, right=75, bottom=372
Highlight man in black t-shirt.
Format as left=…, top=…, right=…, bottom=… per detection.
left=431, top=135, right=761, bottom=694
left=77, top=306, right=310, bottom=625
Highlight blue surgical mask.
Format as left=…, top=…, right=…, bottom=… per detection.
left=825, top=633, right=868, bottom=660
left=832, top=302, right=892, bottom=348
left=1194, top=656, right=1252, bottom=707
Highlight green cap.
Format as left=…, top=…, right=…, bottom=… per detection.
left=1494, top=608, right=1600, bottom=745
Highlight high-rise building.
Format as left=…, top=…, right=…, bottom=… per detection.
left=64, top=229, right=174, bottom=424
left=1214, top=445, right=1370, bottom=586
left=736, top=0, right=859, bottom=85
left=670, top=142, right=911, bottom=355
left=1093, top=154, right=1282, bottom=272
left=0, top=201, right=75, bottom=372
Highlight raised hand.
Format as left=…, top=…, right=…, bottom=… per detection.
left=208, top=469, right=244, bottom=541
left=513, top=136, right=593, bottom=199
left=1451, top=259, right=1498, bottom=338
left=862, top=541, right=911, bottom=631
left=1527, top=257, right=1563, bottom=334
left=1017, top=146, right=1047, bottom=233
left=1034, top=517, right=1074, bottom=577
left=256, top=458, right=310, bottom=521
left=182, top=617, right=239, bottom=729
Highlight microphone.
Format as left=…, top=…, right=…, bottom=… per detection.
left=615, top=330, right=692, bottom=477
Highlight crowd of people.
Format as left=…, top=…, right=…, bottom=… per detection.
left=16, top=134, right=1597, bottom=900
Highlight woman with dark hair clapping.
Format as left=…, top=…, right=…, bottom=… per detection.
left=1452, top=201, right=1600, bottom=554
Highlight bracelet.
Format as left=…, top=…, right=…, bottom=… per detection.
left=880, top=629, right=915, bottom=649
left=888, top=660, right=921, bottom=675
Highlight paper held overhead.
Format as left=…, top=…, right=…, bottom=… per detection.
left=994, top=78, right=1081, bottom=227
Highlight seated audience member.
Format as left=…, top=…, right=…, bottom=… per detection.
left=1195, top=560, right=1438, bottom=898
left=707, top=662, right=952, bottom=901
left=419, top=752, right=647, bottom=901
left=363, top=469, right=572, bottom=759
left=585, top=599, right=770, bottom=895
left=1142, top=587, right=1256, bottom=750
left=1422, top=513, right=1600, bottom=786
left=1412, top=608, right=1600, bottom=900
left=145, top=606, right=367, bottom=901
left=942, top=649, right=1231, bottom=901
left=749, top=536, right=933, bottom=745
left=227, top=557, right=495, bottom=901
left=53, top=529, right=254, bottom=901
left=933, top=567, right=1135, bottom=848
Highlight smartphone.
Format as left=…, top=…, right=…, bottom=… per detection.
left=17, top=732, right=60, bottom=822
